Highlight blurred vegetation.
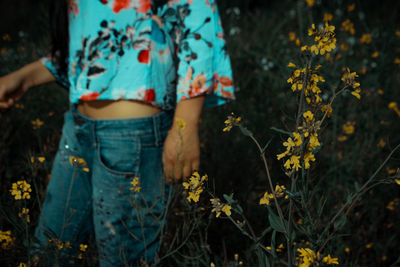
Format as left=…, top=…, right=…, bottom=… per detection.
left=1, top=0, right=400, bottom=266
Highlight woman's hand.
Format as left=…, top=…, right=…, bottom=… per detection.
left=0, top=72, right=28, bottom=110
left=162, top=122, right=200, bottom=184
left=162, top=95, right=205, bottom=184
left=0, top=59, right=56, bottom=110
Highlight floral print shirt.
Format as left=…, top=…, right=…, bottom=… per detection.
left=41, top=0, right=236, bottom=111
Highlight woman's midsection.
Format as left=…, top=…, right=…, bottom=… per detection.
left=77, top=100, right=162, bottom=119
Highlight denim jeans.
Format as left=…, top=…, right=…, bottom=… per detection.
left=33, top=103, right=174, bottom=266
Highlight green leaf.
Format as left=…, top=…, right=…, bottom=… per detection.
left=261, top=138, right=273, bottom=154
left=223, top=193, right=234, bottom=204
left=239, top=125, right=252, bottom=136
left=268, top=210, right=287, bottom=233
left=270, top=126, right=292, bottom=136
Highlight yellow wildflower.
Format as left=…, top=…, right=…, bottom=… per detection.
left=394, top=58, right=400, bottom=65
left=388, top=102, right=400, bottom=117
left=308, top=133, right=320, bottom=150
left=303, top=152, right=316, bottom=169
left=223, top=113, right=242, bottom=132
left=396, top=30, right=400, bottom=37
left=347, top=3, right=355, bottom=12
left=377, top=89, right=384, bottom=95
left=371, top=51, right=379, bottom=58
left=18, top=263, right=27, bottom=267
left=360, top=33, right=372, bottom=44
left=175, top=118, right=186, bottom=130
left=305, top=0, right=315, bottom=7
left=18, top=208, right=30, bottom=223
left=0, top=230, right=15, bottom=249
left=276, top=243, right=284, bottom=252
left=80, top=244, right=88, bottom=252
left=289, top=32, right=296, bottom=41
left=341, top=19, right=355, bottom=35
left=288, top=62, right=297, bottom=68
left=322, top=254, right=339, bottom=264
left=31, top=118, right=44, bottom=130
left=297, top=247, right=317, bottom=267
left=342, top=121, right=356, bottom=135
left=320, top=104, right=333, bottom=118
left=274, top=184, right=287, bottom=198
left=303, top=111, right=314, bottom=123
left=365, top=243, right=373, bottom=249
left=210, top=198, right=232, bottom=217
left=377, top=138, right=386, bottom=148
left=337, top=135, right=348, bottom=142
left=183, top=171, right=208, bottom=203
left=323, top=13, right=333, bottom=22
left=10, top=180, right=32, bottom=200
left=130, top=177, right=141, bottom=192
left=259, top=192, right=274, bottom=206
left=293, top=132, right=303, bottom=146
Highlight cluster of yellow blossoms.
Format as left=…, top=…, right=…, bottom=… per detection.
left=0, top=230, right=15, bottom=249
left=129, top=177, right=141, bottom=192
left=302, top=23, right=336, bottom=55
left=277, top=111, right=320, bottom=172
left=182, top=171, right=208, bottom=203
left=287, top=63, right=325, bottom=104
left=210, top=198, right=232, bottom=218
left=388, top=102, right=400, bottom=117
left=69, top=156, right=90, bottom=172
left=259, top=185, right=288, bottom=206
left=296, top=247, right=339, bottom=267
left=10, top=180, right=32, bottom=200
left=341, top=67, right=361, bottom=99
left=223, top=113, right=242, bottom=132
left=18, top=208, right=30, bottom=223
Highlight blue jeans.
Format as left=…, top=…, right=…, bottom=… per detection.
left=33, top=103, right=174, bottom=266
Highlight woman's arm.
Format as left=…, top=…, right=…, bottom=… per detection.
left=162, top=95, right=205, bottom=183
left=0, top=60, right=56, bottom=109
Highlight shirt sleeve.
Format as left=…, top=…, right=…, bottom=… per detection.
left=39, top=54, right=70, bottom=89
left=174, top=0, right=236, bottom=107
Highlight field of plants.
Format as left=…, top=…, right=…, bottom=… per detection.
left=1, top=0, right=399, bottom=266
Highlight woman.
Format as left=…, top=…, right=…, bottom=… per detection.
left=0, top=0, right=235, bottom=265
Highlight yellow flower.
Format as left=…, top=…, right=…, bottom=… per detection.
left=341, top=19, right=355, bottom=35
left=276, top=243, right=284, bottom=252
left=288, top=62, right=297, bottom=68
left=10, top=180, right=32, bottom=200
left=323, top=13, right=333, bottom=22
left=308, top=133, right=320, bottom=150
left=337, top=135, right=347, bottom=142
left=394, top=58, right=400, bottom=65
left=223, top=113, right=242, bottom=132
left=371, top=51, right=379, bottom=58
left=344, top=247, right=350, bottom=253
left=183, top=172, right=208, bottom=203
left=80, top=244, right=88, bottom=252
left=303, top=111, right=314, bottom=123
left=175, top=118, right=186, bottom=130
left=360, top=33, right=372, bottom=44
left=320, top=104, right=333, bottom=118
left=305, top=0, right=315, bottom=7
left=289, top=32, right=296, bottom=41
left=297, top=247, right=317, bottom=266
left=130, top=177, right=141, bottom=192
left=293, top=132, right=303, bottom=146
left=342, top=121, right=356, bottom=135
left=31, top=118, right=44, bottom=130
left=377, top=89, right=384, bottom=95
left=377, top=138, right=386, bottom=148
left=365, top=243, right=373, bottom=249
left=210, top=198, right=232, bottom=218
left=396, top=30, right=400, bottom=37
left=18, top=208, right=30, bottom=223
left=0, top=230, right=15, bottom=249
left=221, top=205, right=232, bottom=216
left=259, top=192, right=273, bottom=206
left=303, top=152, right=316, bottom=169
left=322, top=254, right=339, bottom=264
left=274, top=184, right=287, bottom=198
left=347, top=3, right=355, bottom=12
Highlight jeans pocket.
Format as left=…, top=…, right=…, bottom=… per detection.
left=96, top=135, right=141, bottom=176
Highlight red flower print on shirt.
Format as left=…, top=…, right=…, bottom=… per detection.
left=113, top=0, right=131, bottom=13
left=79, top=92, right=100, bottom=101
left=144, top=88, right=155, bottom=103
left=68, top=0, right=79, bottom=17
left=100, top=0, right=108, bottom=4
left=137, top=0, right=152, bottom=13
left=212, top=73, right=233, bottom=98
left=189, top=73, right=208, bottom=97
left=138, top=50, right=150, bottom=64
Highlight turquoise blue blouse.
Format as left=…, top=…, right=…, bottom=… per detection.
left=41, top=0, right=235, bottom=111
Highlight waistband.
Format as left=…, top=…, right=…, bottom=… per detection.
left=67, top=103, right=174, bottom=141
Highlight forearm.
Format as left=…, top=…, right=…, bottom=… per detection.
left=16, top=60, right=56, bottom=90
left=172, top=95, right=206, bottom=128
